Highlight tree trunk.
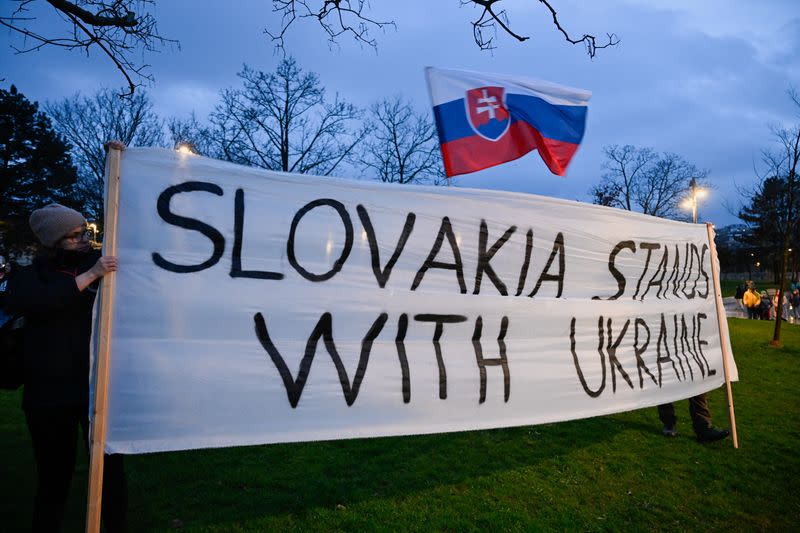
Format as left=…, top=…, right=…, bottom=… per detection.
left=773, top=177, right=795, bottom=344
left=772, top=243, right=789, bottom=345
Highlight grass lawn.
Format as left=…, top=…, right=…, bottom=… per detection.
left=2, top=319, right=798, bottom=531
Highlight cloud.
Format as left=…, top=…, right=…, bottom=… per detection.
left=151, top=82, right=219, bottom=120
left=2, top=0, right=798, bottom=227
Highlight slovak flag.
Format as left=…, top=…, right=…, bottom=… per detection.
left=425, top=67, right=591, bottom=177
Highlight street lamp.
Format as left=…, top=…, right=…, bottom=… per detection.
left=175, top=142, right=195, bottom=155
left=683, top=177, right=706, bottom=223
left=87, top=222, right=100, bottom=249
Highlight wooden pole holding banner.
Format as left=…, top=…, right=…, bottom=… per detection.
left=705, top=222, right=739, bottom=449
left=86, top=146, right=123, bottom=533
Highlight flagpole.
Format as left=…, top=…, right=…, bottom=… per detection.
left=705, top=222, right=739, bottom=449
left=86, top=145, right=123, bottom=532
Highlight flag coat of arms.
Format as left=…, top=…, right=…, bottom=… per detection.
left=425, top=67, right=591, bottom=177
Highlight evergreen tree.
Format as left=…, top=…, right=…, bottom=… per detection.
left=738, top=176, right=800, bottom=282
left=0, top=85, right=79, bottom=254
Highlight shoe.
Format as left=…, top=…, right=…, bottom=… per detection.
left=662, top=424, right=677, bottom=437
left=696, top=427, right=730, bottom=443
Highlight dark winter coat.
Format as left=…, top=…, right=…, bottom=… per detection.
left=791, top=292, right=800, bottom=308
left=4, top=250, right=100, bottom=410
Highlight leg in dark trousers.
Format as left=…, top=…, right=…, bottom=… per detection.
left=25, top=406, right=83, bottom=533
left=101, top=454, right=129, bottom=533
left=688, top=393, right=713, bottom=434
left=657, top=402, right=676, bottom=430
left=660, top=396, right=713, bottom=435
left=690, top=393, right=729, bottom=442
left=658, top=395, right=728, bottom=442
left=80, top=416, right=129, bottom=533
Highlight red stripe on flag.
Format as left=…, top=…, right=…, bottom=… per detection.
left=440, top=121, right=580, bottom=177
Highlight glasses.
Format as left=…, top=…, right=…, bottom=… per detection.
left=62, top=229, right=93, bottom=242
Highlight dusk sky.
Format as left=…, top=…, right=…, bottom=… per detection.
left=3, top=0, right=799, bottom=226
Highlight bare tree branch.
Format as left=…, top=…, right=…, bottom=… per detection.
left=267, top=0, right=618, bottom=57
left=464, top=0, right=527, bottom=51
left=535, top=0, right=619, bottom=58
left=593, top=145, right=656, bottom=212
left=4, top=1, right=617, bottom=95
left=1, top=0, right=177, bottom=95
left=591, top=144, right=707, bottom=220
left=358, top=97, right=444, bottom=185
left=208, top=59, right=365, bottom=176
left=462, top=0, right=619, bottom=56
left=266, top=0, right=395, bottom=50
left=47, top=0, right=136, bottom=27
left=46, top=88, right=165, bottom=219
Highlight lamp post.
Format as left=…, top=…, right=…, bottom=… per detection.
left=681, top=178, right=707, bottom=223
left=175, top=141, right=195, bottom=155
left=87, top=222, right=99, bottom=249
left=688, top=177, right=707, bottom=224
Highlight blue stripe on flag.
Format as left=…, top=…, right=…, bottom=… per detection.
left=432, top=99, right=473, bottom=144
left=507, top=94, right=587, bottom=145
left=433, top=94, right=587, bottom=145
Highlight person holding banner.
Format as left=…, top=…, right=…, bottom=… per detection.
left=658, top=397, right=730, bottom=443
left=4, top=203, right=127, bottom=532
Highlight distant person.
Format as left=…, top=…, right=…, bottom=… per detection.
left=774, top=291, right=789, bottom=321
left=658, top=396, right=730, bottom=443
left=5, top=202, right=128, bottom=531
left=743, top=284, right=761, bottom=319
left=0, top=255, right=11, bottom=327
left=733, top=283, right=745, bottom=311
left=790, top=289, right=800, bottom=322
left=759, top=291, right=772, bottom=320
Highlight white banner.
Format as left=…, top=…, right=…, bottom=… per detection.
left=99, top=148, right=737, bottom=454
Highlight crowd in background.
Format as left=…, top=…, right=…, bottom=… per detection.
left=735, top=281, right=800, bottom=322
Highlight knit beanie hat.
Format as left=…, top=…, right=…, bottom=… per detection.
left=29, top=204, right=87, bottom=247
